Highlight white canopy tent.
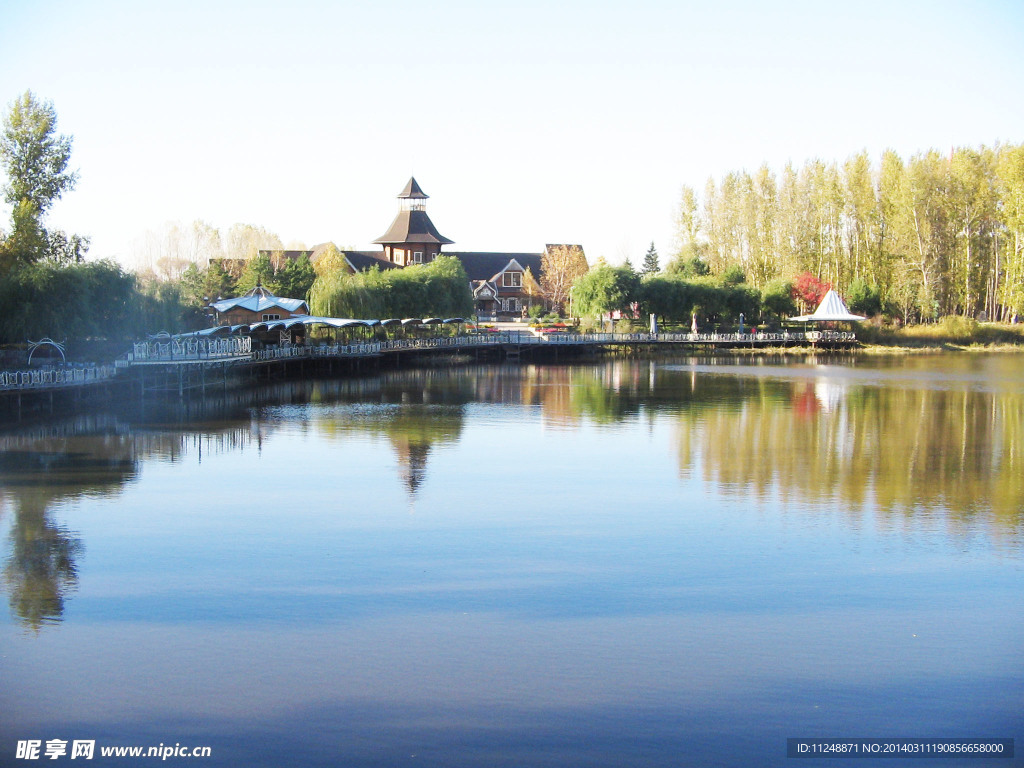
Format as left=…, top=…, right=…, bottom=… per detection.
left=792, top=290, right=866, bottom=322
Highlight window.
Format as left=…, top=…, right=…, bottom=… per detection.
left=503, top=271, right=522, bottom=287
left=262, top=313, right=281, bottom=321
left=413, top=251, right=423, bottom=263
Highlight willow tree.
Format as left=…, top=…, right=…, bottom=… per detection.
left=309, top=255, right=472, bottom=319
left=570, top=263, right=640, bottom=319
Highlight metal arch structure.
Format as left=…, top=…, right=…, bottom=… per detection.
left=27, top=338, right=67, bottom=365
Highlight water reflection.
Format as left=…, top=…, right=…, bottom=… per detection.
left=2, top=357, right=1022, bottom=630
left=0, top=411, right=264, bottom=628
left=2, top=490, right=82, bottom=630
left=670, top=363, right=1024, bottom=528
left=0, top=418, right=140, bottom=630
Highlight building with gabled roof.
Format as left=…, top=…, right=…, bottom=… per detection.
left=356, top=178, right=583, bottom=319
left=209, top=284, right=309, bottom=327
left=213, top=178, right=585, bottom=320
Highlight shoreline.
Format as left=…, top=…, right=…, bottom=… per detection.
left=2, top=341, right=1020, bottom=425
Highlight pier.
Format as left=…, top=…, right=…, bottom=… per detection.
left=1, top=329, right=856, bottom=412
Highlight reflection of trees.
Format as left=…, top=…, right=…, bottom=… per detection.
left=0, top=438, right=139, bottom=630
left=4, top=490, right=82, bottom=630
left=0, top=414, right=242, bottom=629
left=4, top=358, right=1020, bottom=628
left=488, top=357, right=1023, bottom=534
left=674, top=375, right=1024, bottom=529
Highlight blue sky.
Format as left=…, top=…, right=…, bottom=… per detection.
left=1, top=0, right=1022, bottom=267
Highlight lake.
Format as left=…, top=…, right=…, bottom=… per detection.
left=1, top=353, right=1022, bottom=767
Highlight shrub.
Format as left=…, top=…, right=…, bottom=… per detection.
left=847, top=278, right=882, bottom=317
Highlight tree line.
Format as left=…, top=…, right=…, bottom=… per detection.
left=0, top=92, right=326, bottom=341
left=309, top=249, right=474, bottom=319
left=4, top=89, right=1021, bottom=348
left=571, top=259, right=768, bottom=329
left=675, top=144, right=1024, bottom=322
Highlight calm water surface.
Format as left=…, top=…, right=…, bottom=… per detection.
left=1, top=354, right=1022, bottom=767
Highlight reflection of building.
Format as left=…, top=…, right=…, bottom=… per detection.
left=390, top=437, right=431, bottom=496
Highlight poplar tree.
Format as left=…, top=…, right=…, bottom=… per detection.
left=0, top=91, right=79, bottom=266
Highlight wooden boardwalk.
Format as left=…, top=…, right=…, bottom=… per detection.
left=2, top=330, right=856, bottom=401
left=120, top=329, right=857, bottom=364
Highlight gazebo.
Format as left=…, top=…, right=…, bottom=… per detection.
left=792, top=290, right=866, bottom=323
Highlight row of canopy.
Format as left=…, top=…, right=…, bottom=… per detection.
left=172, top=316, right=470, bottom=339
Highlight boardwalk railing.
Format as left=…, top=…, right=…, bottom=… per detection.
left=122, top=330, right=857, bottom=364
left=129, top=336, right=253, bottom=362
left=0, top=364, right=118, bottom=390
left=252, top=344, right=313, bottom=362
left=310, top=343, right=383, bottom=357
left=1, top=331, right=856, bottom=394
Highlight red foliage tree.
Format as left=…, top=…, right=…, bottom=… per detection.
left=791, top=272, right=831, bottom=312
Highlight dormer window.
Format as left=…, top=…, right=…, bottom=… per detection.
left=503, top=271, right=522, bottom=287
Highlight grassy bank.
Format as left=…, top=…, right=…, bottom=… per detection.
left=856, top=318, right=1024, bottom=351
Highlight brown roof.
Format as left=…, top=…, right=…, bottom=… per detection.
left=448, top=252, right=542, bottom=282
left=398, top=177, right=429, bottom=199
left=343, top=250, right=401, bottom=271
left=373, top=209, right=454, bottom=245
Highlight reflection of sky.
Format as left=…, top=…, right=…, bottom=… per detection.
left=2, top=360, right=1023, bottom=767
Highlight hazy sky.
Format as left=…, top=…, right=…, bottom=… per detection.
left=2, top=0, right=1022, bottom=268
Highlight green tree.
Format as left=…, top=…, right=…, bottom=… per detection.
left=308, top=256, right=472, bottom=319
left=721, top=264, right=746, bottom=285
left=275, top=254, right=316, bottom=299
left=0, top=200, right=47, bottom=270
left=641, top=242, right=659, bottom=275
left=760, top=279, right=796, bottom=320
left=237, top=253, right=274, bottom=292
left=0, top=92, right=79, bottom=266
left=180, top=261, right=237, bottom=321
left=846, top=277, right=882, bottom=317
left=570, top=264, right=640, bottom=318
left=1, top=91, right=77, bottom=216
left=666, top=254, right=710, bottom=277
left=0, top=259, right=138, bottom=342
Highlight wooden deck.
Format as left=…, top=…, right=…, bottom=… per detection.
left=119, top=329, right=857, bottom=364
left=2, top=330, right=856, bottom=401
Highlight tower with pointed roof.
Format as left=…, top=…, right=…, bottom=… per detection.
left=373, top=177, right=454, bottom=266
